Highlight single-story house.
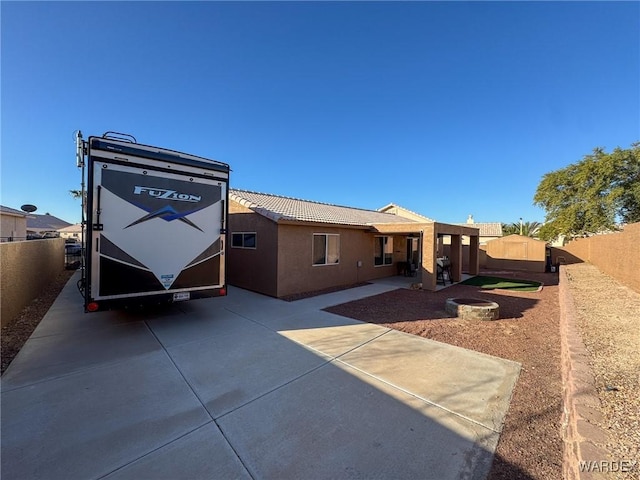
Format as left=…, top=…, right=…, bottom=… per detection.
left=58, top=223, right=83, bottom=241
left=456, top=215, right=503, bottom=245
left=27, top=213, right=71, bottom=237
left=0, top=206, right=28, bottom=242
left=228, top=190, right=480, bottom=298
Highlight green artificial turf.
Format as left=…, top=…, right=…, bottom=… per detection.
left=460, top=276, right=542, bottom=292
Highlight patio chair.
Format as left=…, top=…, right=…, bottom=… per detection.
left=437, top=258, right=453, bottom=285
left=407, top=262, right=417, bottom=277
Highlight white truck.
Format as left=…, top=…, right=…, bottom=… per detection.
left=75, top=131, right=229, bottom=312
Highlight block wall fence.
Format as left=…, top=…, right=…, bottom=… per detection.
left=552, top=222, right=640, bottom=294
left=0, top=238, right=65, bottom=327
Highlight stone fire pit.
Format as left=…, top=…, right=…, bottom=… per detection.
left=445, top=298, right=500, bottom=321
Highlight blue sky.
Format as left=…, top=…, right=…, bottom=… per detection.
left=2, top=1, right=638, bottom=225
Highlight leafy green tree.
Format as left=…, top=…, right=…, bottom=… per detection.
left=534, top=143, right=640, bottom=240
left=612, top=144, right=640, bottom=223
left=502, top=221, right=542, bottom=238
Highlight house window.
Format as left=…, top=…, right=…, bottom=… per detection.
left=374, top=236, right=393, bottom=266
left=313, top=234, right=340, bottom=265
left=231, top=232, right=257, bottom=249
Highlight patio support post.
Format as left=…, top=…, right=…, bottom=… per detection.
left=469, top=235, right=480, bottom=275
left=450, top=234, right=463, bottom=282
left=417, top=230, right=423, bottom=284
left=420, top=225, right=437, bottom=291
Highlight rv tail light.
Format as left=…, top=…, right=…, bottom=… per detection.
left=87, top=302, right=100, bottom=312
left=219, top=288, right=227, bottom=296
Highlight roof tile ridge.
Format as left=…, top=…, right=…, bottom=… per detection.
left=229, top=189, right=284, bottom=222
left=230, top=188, right=390, bottom=214
left=381, top=202, right=434, bottom=222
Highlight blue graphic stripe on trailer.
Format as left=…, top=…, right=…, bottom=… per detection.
left=125, top=205, right=204, bottom=231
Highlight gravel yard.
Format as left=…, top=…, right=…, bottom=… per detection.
left=564, top=263, right=640, bottom=478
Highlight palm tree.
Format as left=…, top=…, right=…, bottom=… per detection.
left=502, top=220, right=542, bottom=238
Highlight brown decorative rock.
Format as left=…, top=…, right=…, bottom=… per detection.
left=445, top=298, right=500, bottom=321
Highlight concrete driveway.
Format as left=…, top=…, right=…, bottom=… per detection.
left=1, top=274, right=520, bottom=480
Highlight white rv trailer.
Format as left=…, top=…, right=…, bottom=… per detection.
left=76, top=131, right=229, bottom=312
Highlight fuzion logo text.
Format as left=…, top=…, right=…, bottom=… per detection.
left=133, top=186, right=201, bottom=203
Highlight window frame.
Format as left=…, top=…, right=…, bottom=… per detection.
left=374, top=235, right=394, bottom=266
left=231, top=232, right=257, bottom=249
left=312, top=233, right=340, bottom=266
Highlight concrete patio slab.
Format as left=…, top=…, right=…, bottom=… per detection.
left=248, top=307, right=363, bottom=333
left=29, top=287, right=189, bottom=339
left=1, top=351, right=211, bottom=480
left=290, top=282, right=401, bottom=310
left=279, top=317, right=390, bottom=358
left=2, top=321, right=162, bottom=391
left=223, top=292, right=303, bottom=324
left=166, top=320, right=331, bottom=418
left=338, top=329, right=521, bottom=431
left=103, top=422, right=251, bottom=480
left=218, top=360, right=498, bottom=480
left=147, top=303, right=255, bottom=348
left=222, top=283, right=399, bottom=329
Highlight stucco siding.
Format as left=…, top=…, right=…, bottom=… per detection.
left=227, top=201, right=278, bottom=296
left=275, top=225, right=399, bottom=297
left=1, top=214, right=27, bottom=242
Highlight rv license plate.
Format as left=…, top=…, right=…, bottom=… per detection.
left=172, top=292, right=190, bottom=302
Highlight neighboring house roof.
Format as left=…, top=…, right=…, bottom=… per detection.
left=0, top=205, right=29, bottom=218
left=27, top=213, right=71, bottom=231
left=378, top=203, right=435, bottom=223
left=454, top=222, right=503, bottom=237
left=230, top=189, right=418, bottom=227
left=58, top=223, right=82, bottom=234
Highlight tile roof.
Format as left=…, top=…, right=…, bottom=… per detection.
left=58, top=223, right=82, bottom=233
left=27, top=214, right=72, bottom=231
left=378, top=203, right=435, bottom=222
left=230, top=190, right=419, bottom=227
left=0, top=205, right=28, bottom=217
left=455, top=222, right=503, bottom=237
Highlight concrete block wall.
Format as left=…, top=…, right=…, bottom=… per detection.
left=0, top=238, right=65, bottom=327
left=557, top=222, right=640, bottom=294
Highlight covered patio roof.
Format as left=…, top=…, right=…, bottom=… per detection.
left=371, top=222, right=480, bottom=291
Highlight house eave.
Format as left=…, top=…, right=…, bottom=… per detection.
left=276, top=218, right=373, bottom=230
